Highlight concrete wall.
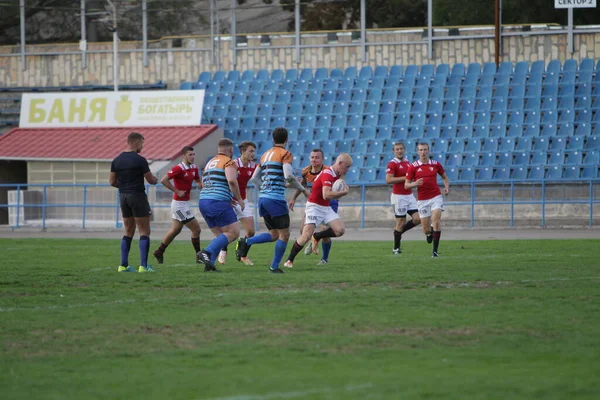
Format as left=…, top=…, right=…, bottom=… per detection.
left=1, top=26, right=598, bottom=88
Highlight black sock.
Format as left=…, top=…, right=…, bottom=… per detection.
left=156, top=242, right=168, bottom=254
left=400, top=220, right=416, bottom=235
left=432, top=231, right=441, bottom=253
left=223, top=245, right=228, bottom=252
left=191, top=237, right=200, bottom=253
left=287, top=241, right=304, bottom=263
left=393, top=230, right=401, bottom=249
left=313, top=227, right=336, bottom=240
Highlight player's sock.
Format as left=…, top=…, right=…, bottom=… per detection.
left=247, top=232, right=273, bottom=245
left=393, top=230, right=401, bottom=249
left=120, top=236, right=132, bottom=266
left=223, top=245, right=228, bottom=252
left=321, top=241, right=332, bottom=261
left=156, top=242, right=168, bottom=254
left=400, top=220, right=416, bottom=234
left=191, top=237, right=201, bottom=253
left=270, top=239, right=288, bottom=270
left=206, top=234, right=229, bottom=264
left=139, top=236, right=150, bottom=267
left=432, top=231, right=441, bottom=253
left=287, top=240, right=304, bottom=262
left=313, top=227, right=336, bottom=240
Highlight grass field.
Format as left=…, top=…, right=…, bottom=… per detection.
left=1, top=237, right=600, bottom=400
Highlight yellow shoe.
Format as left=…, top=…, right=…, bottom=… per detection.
left=138, top=265, right=156, bottom=273
left=118, top=266, right=136, bottom=272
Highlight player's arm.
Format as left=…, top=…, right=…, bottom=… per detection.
left=283, top=163, right=306, bottom=192
left=385, top=164, right=404, bottom=185
left=109, top=172, right=118, bottom=188
left=292, top=176, right=310, bottom=200
left=441, top=173, right=450, bottom=195
left=225, top=165, right=244, bottom=210
left=323, top=183, right=349, bottom=200
left=386, top=174, right=405, bottom=185
left=194, top=178, right=202, bottom=189
left=160, top=173, right=185, bottom=198
left=404, top=169, right=423, bottom=189
left=248, top=165, right=262, bottom=189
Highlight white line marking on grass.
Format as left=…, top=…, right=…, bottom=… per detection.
left=205, top=383, right=374, bottom=400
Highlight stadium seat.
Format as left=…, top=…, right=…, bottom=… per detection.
left=512, top=166, right=528, bottom=180
left=529, top=166, right=545, bottom=180
left=565, top=151, right=583, bottom=166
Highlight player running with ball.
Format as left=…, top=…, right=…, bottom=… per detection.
left=283, top=153, right=353, bottom=268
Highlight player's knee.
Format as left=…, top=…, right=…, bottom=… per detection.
left=246, top=228, right=255, bottom=238
left=279, top=231, right=290, bottom=242
left=333, top=226, right=345, bottom=237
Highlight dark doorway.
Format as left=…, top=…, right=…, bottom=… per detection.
left=0, top=160, right=27, bottom=225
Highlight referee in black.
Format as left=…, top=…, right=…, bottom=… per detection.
left=109, top=132, right=158, bottom=272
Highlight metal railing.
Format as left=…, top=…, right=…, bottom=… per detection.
left=1, top=180, right=598, bottom=230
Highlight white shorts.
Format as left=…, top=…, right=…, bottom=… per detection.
left=304, top=202, right=340, bottom=226
left=417, top=195, right=444, bottom=219
left=171, top=200, right=195, bottom=222
left=233, top=201, right=253, bottom=220
left=391, top=193, right=418, bottom=217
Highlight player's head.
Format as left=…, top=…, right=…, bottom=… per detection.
left=218, top=138, right=234, bottom=157
left=127, top=132, right=145, bottom=153
left=181, top=146, right=195, bottom=164
left=272, top=127, right=288, bottom=146
left=309, top=148, right=324, bottom=167
left=333, top=153, right=353, bottom=177
left=417, top=142, right=430, bottom=162
left=393, top=142, right=406, bottom=159
left=238, top=141, right=256, bottom=162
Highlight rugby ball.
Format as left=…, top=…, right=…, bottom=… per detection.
left=332, top=179, right=346, bottom=192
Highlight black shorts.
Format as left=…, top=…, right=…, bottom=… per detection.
left=120, top=193, right=152, bottom=218
left=264, top=213, right=290, bottom=230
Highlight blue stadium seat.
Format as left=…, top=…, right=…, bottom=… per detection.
left=460, top=167, right=476, bottom=181
left=575, top=122, right=591, bottom=136
left=557, top=122, right=574, bottom=137
left=494, top=167, right=511, bottom=180
left=565, top=136, right=584, bottom=151
left=565, top=151, right=583, bottom=165
left=490, top=123, right=506, bottom=137
left=512, top=166, right=528, bottom=180
left=345, top=66, right=358, bottom=79
left=499, top=137, right=515, bottom=152
left=440, top=125, right=456, bottom=139
left=354, top=139, right=370, bottom=154
left=550, top=137, right=567, bottom=151
left=482, top=137, right=499, bottom=152
left=513, top=152, right=530, bottom=165
left=447, top=153, right=463, bottom=167
left=369, top=140, right=384, bottom=154
left=523, top=124, right=540, bottom=137
left=581, top=166, right=599, bottom=179
left=548, top=151, right=565, bottom=164
left=445, top=167, right=459, bottom=181
left=547, top=165, right=562, bottom=180
left=198, top=71, right=211, bottom=83
left=497, top=152, right=512, bottom=166
left=529, top=166, right=545, bottom=180
left=456, top=124, right=473, bottom=138
left=374, top=66, right=388, bottom=77
left=480, top=152, right=496, bottom=166
left=477, top=167, right=494, bottom=181
left=533, top=137, right=549, bottom=151
left=515, top=137, right=533, bottom=152
left=563, top=166, right=580, bottom=179
left=345, top=167, right=360, bottom=183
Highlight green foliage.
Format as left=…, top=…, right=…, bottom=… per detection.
left=1, top=238, right=600, bottom=399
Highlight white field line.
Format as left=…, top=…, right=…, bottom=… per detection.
left=205, top=383, right=374, bottom=400
left=1, top=277, right=599, bottom=313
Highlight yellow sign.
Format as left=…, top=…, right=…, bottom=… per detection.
left=20, top=90, right=204, bottom=128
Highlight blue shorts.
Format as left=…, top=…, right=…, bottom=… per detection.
left=199, top=199, right=237, bottom=228
left=258, top=197, right=289, bottom=218
left=330, top=200, right=339, bottom=213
